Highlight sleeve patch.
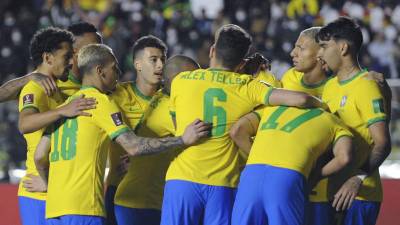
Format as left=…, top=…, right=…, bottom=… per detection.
left=372, top=98, right=385, bottom=113
left=111, top=112, right=123, bottom=126
left=23, top=94, right=34, bottom=105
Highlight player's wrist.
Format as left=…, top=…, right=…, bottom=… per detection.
left=355, top=170, right=368, bottom=182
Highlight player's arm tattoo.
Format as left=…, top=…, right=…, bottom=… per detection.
left=0, top=74, right=32, bottom=102
left=116, top=131, right=184, bottom=156
left=361, top=121, right=391, bottom=174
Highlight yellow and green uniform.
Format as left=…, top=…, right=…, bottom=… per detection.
left=281, top=67, right=330, bottom=202
left=114, top=91, right=176, bottom=210
left=46, top=86, right=130, bottom=218
left=322, top=69, right=387, bottom=201
left=106, top=82, right=153, bottom=187
left=56, top=72, right=81, bottom=96
left=281, top=67, right=328, bottom=98
left=167, top=68, right=274, bottom=187
left=255, top=70, right=282, bottom=88
left=249, top=106, right=352, bottom=177
left=18, top=80, right=66, bottom=200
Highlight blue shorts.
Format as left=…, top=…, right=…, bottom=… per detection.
left=307, top=202, right=335, bottom=225
left=114, top=205, right=161, bottom=225
left=160, top=180, right=236, bottom=225
left=343, top=200, right=380, bottom=225
left=18, top=196, right=46, bottom=225
left=47, top=215, right=105, bottom=225
left=232, top=164, right=307, bottom=225
left=105, top=185, right=117, bottom=225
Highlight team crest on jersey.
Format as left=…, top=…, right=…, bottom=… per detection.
left=340, top=96, right=347, bottom=107
left=23, top=94, right=34, bottom=105
left=111, top=112, right=123, bottom=126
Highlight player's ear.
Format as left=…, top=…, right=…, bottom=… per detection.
left=95, top=65, right=104, bottom=77
left=209, top=44, right=215, bottom=59
left=43, top=52, right=52, bottom=66
left=340, top=41, right=350, bottom=56
left=134, top=59, right=142, bottom=72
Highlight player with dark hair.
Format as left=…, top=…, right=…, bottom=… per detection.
left=317, top=17, right=391, bottom=225
left=113, top=55, right=201, bottom=225
left=107, top=35, right=168, bottom=225
left=49, top=21, right=104, bottom=96
left=17, top=27, right=96, bottom=225
left=160, top=24, right=325, bottom=225
left=32, top=44, right=210, bottom=225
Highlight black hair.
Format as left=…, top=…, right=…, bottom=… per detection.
left=316, top=17, right=363, bottom=56
left=67, top=22, right=102, bottom=43
left=68, top=22, right=98, bottom=36
left=131, top=35, right=167, bottom=60
left=215, top=24, right=252, bottom=70
left=29, top=27, right=74, bottom=68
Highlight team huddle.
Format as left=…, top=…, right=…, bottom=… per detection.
left=1, top=16, right=391, bottom=225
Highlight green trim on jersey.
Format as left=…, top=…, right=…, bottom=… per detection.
left=110, top=127, right=130, bottom=140
left=131, top=83, right=152, bottom=101
left=339, top=69, right=368, bottom=85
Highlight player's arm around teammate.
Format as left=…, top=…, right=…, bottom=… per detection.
left=0, top=73, right=59, bottom=102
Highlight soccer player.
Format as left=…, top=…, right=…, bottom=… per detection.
left=316, top=17, right=391, bottom=225
left=113, top=55, right=200, bottom=225
left=231, top=105, right=353, bottom=225
left=17, top=27, right=96, bottom=225
left=107, top=35, right=167, bottom=225
left=56, top=22, right=103, bottom=96
left=35, top=44, right=209, bottom=225
left=0, top=22, right=102, bottom=104
left=22, top=21, right=103, bottom=194
left=160, top=24, right=325, bottom=225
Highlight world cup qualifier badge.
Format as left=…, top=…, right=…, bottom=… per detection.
left=111, top=112, right=123, bottom=126
left=23, top=94, right=34, bottom=105
left=340, top=96, right=347, bottom=107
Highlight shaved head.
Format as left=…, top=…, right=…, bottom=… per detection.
left=163, top=55, right=200, bottom=95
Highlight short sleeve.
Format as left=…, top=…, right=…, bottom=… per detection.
left=93, top=95, right=130, bottom=140
left=252, top=105, right=267, bottom=121
left=356, top=80, right=387, bottom=126
left=255, top=70, right=282, bottom=88
left=244, top=78, right=274, bottom=107
left=19, top=81, right=47, bottom=112
left=330, top=114, right=353, bottom=144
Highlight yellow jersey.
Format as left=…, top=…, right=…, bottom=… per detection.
left=167, top=68, right=273, bottom=187
left=106, top=82, right=153, bottom=187
left=255, top=70, right=282, bottom=88
left=56, top=72, right=81, bottom=96
left=281, top=68, right=329, bottom=98
left=322, top=69, right=387, bottom=202
left=18, top=80, right=66, bottom=200
left=115, top=91, right=176, bottom=210
left=46, top=86, right=130, bottom=218
left=249, top=106, right=352, bottom=178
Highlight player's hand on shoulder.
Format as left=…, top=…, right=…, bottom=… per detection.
left=364, top=70, right=384, bottom=84
left=332, top=175, right=362, bottom=211
left=59, top=94, right=97, bottom=117
left=23, top=174, right=47, bottom=193
left=182, top=119, right=212, bottom=146
left=31, top=73, right=58, bottom=96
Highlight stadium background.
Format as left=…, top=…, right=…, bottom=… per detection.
left=0, top=0, right=399, bottom=224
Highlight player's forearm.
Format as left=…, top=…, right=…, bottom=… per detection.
left=0, top=74, right=32, bottom=102
left=269, top=89, right=323, bottom=109
left=19, top=109, right=63, bottom=134
left=117, top=131, right=185, bottom=157
left=320, top=155, right=351, bottom=178
left=230, top=129, right=253, bottom=153
left=361, top=143, right=391, bottom=175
